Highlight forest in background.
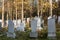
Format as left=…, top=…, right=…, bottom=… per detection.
left=0, top=0, right=59, bottom=20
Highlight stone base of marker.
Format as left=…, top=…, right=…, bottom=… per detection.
left=48, top=37, right=56, bottom=40
left=48, top=32, right=56, bottom=40
left=30, top=32, right=38, bottom=38
left=7, top=32, right=16, bottom=38
left=48, top=32, right=56, bottom=39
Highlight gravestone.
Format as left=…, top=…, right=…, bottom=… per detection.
left=48, top=17, right=56, bottom=38
left=13, top=20, right=17, bottom=28
left=27, top=18, right=30, bottom=23
left=41, top=19, right=44, bottom=28
left=7, top=20, right=16, bottom=38
left=58, top=16, right=60, bottom=24
left=16, top=19, right=21, bottom=30
left=23, top=20, right=25, bottom=27
left=30, top=19, right=38, bottom=37
left=27, top=18, right=30, bottom=27
left=6, top=20, right=8, bottom=27
left=37, top=17, right=43, bottom=30
left=34, top=17, right=43, bottom=30
left=53, top=15, right=57, bottom=22
left=16, top=20, right=25, bottom=31
left=17, top=19, right=21, bottom=27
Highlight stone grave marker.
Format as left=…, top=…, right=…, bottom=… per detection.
left=41, top=19, right=44, bottom=28
left=16, top=20, right=25, bottom=31
left=16, top=19, right=21, bottom=31
left=34, top=17, right=43, bottom=30
left=6, top=20, right=8, bottom=27
left=30, top=19, right=38, bottom=37
left=37, top=17, right=43, bottom=30
left=7, top=20, right=16, bottom=38
left=48, top=17, right=56, bottom=38
left=13, top=20, right=16, bottom=28
left=17, top=19, right=21, bottom=27
left=27, top=18, right=30, bottom=23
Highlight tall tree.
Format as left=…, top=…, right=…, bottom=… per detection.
left=21, top=0, right=24, bottom=22
left=2, top=0, right=4, bottom=27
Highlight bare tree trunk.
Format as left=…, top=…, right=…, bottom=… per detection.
left=9, top=1, right=11, bottom=20
left=10, top=1, right=12, bottom=20
left=6, top=1, right=8, bottom=27
left=40, top=0, right=43, bottom=18
left=22, top=0, right=24, bottom=22
left=49, top=0, right=52, bottom=17
left=15, top=0, right=18, bottom=27
left=7, top=12, right=8, bottom=27
left=7, top=1, right=9, bottom=27
left=37, top=0, right=39, bottom=17
left=30, top=0, right=33, bottom=19
left=2, top=0, right=4, bottom=27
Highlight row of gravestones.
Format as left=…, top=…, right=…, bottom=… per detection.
left=6, top=16, right=44, bottom=38
left=7, top=16, right=55, bottom=38
left=0, top=16, right=60, bottom=38
left=6, top=17, right=43, bottom=31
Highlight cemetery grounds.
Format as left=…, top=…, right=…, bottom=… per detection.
left=0, top=21, right=60, bottom=40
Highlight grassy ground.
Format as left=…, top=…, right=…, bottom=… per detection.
left=0, top=32, right=60, bottom=40
left=0, top=29, right=60, bottom=40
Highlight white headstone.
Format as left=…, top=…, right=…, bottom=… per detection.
left=27, top=18, right=30, bottom=23
left=7, top=20, right=16, bottom=38
left=23, top=20, right=25, bottom=27
left=37, top=18, right=41, bottom=27
left=53, top=15, right=57, bottom=21
left=13, top=20, right=16, bottom=28
left=0, top=20, right=2, bottom=28
left=16, top=20, right=25, bottom=31
left=41, top=19, right=44, bottom=28
left=17, top=19, right=21, bottom=27
left=58, top=16, right=60, bottom=24
left=48, top=17, right=56, bottom=38
left=34, top=17, right=43, bottom=30
left=6, top=20, right=8, bottom=27
left=37, top=17, right=43, bottom=30
left=30, top=19, right=38, bottom=37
